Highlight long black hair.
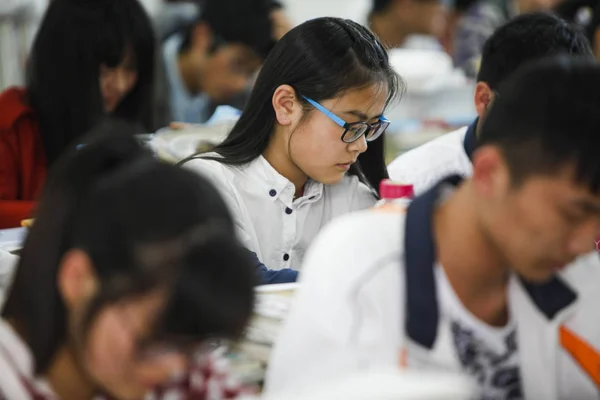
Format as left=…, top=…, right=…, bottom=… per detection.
left=182, top=17, right=404, bottom=194
left=27, top=0, right=156, bottom=166
left=2, top=120, right=256, bottom=374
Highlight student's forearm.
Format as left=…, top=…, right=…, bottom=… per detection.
left=245, top=250, right=298, bottom=284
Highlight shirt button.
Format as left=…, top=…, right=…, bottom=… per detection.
left=269, top=189, right=277, bottom=197
left=285, top=207, right=293, bottom=215
left=283, top=253, right=290, bottom=261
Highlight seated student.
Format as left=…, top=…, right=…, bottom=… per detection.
left=367, top=0, right=448, bottom=50
left=182, top=17, right=402, bottom=283
left=158, top=0, right=284, bottom=126
left=156, top=0, right=291, bottom=43
left=556, top=0, right=600, bottom=60
left=453, top=0, right=564, bottom=77
left=0, top=0, right=155, bottom=229
left=388, top=12, right=592, bottom=194
left=0, top=128, right=257, bottom=399
left=442, top=0, right=480, bottom=54
left=265, top=56, right=600, bottom=399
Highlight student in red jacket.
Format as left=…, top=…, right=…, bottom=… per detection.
left=0, top=0, right=156, bottom=228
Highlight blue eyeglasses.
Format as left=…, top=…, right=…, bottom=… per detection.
left=302, top=96, right=390, bottom=143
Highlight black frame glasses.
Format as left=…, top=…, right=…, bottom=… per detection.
left=302, top=95, right=390, bottom=143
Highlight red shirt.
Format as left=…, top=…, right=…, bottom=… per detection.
left=0, top=88, right=46, bottom=229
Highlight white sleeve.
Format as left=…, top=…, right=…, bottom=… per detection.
left=183, top=158, right=257, bottom=252
left=264, top=212, right=405, bottom=396
left=387, top=154, right=436, bottom=196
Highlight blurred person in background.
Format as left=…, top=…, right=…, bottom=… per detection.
left=556, top=0, right=600, bottom=60
left=0, top=127, right=256, bottom=399
left=453, top=0, right=566, bottom=77
left=367, top=0, right=448, bottom=50
left=441, top=0, right=480, bottom=54
left=0, top=0, right=155, bottom=229
left=181, top=18, right=402, bottom=283
left=388, top=12, right=592, bottom=193
left=157, top=0, right=290, bottom=126
left=155, top=0, right=291, bottom=42
left=266, top=56, right=600, bottom=399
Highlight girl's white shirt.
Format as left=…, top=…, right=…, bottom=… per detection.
left=185, top=155, right=377, bottom=270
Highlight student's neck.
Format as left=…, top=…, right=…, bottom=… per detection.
left=46, top=345, right=95, bottom=400
left=433, top=182, right=511, bottom=326
left=369, top=12, right=408, bottom=49
left=263, top=130, right=308, bottom=198
left=177, top=52, right=203, bottom=96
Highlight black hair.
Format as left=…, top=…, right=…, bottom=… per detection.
left=2, top=119, right=256, bottom=374
left=27, top=0, right=156, bottom=166
left=555, top=0, right=600, bottom=47
left=372, top=0, right=394, bottom=13
left=179, top=0, right=276, bottom=59
left=476, top=12, right=593, bottom=89
left=454, top=0, right=480, bottom=12
left=183, top=17, right=403, bottom=194
left=478, top=56, right=600, bottom=192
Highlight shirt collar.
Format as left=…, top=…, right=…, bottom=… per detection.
left=403, top=175, right=577, bottom=349
left=245, top=156, right=324, bottom=205
left=462, top=118, right=479, bottom=161
left=0, top=319, right=33, bottom=377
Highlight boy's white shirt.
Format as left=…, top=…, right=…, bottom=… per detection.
left=387, top=124, right=474, bottom=194
left=264, top=178, right=600, bottom=399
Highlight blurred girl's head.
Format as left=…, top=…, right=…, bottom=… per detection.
left=198, top=17, right=403, bottom=193
left=3, top=121, right=255, bottom=400
left=27, top=0, right=156, bottom=166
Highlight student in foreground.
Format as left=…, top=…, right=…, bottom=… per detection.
left=265, top=57, right=600, bottom=399
left=183, top=17, right=402, bottom=284
left=0, top=127, right=256, bottom=399
left=387, top=12, right=593, bottom=194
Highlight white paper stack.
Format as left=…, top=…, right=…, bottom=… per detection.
left=229, top=283, right=299, bottom=385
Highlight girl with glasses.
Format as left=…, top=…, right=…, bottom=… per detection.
left=182, top=17, right=403, bottom=283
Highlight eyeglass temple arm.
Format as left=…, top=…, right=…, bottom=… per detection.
left=302, top=96, right=347, bottom=128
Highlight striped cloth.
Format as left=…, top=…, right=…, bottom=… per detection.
left=453, top=0, right=518, bottom=77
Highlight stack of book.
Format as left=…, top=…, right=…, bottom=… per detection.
left=228, top=283, right=299, bottom=387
